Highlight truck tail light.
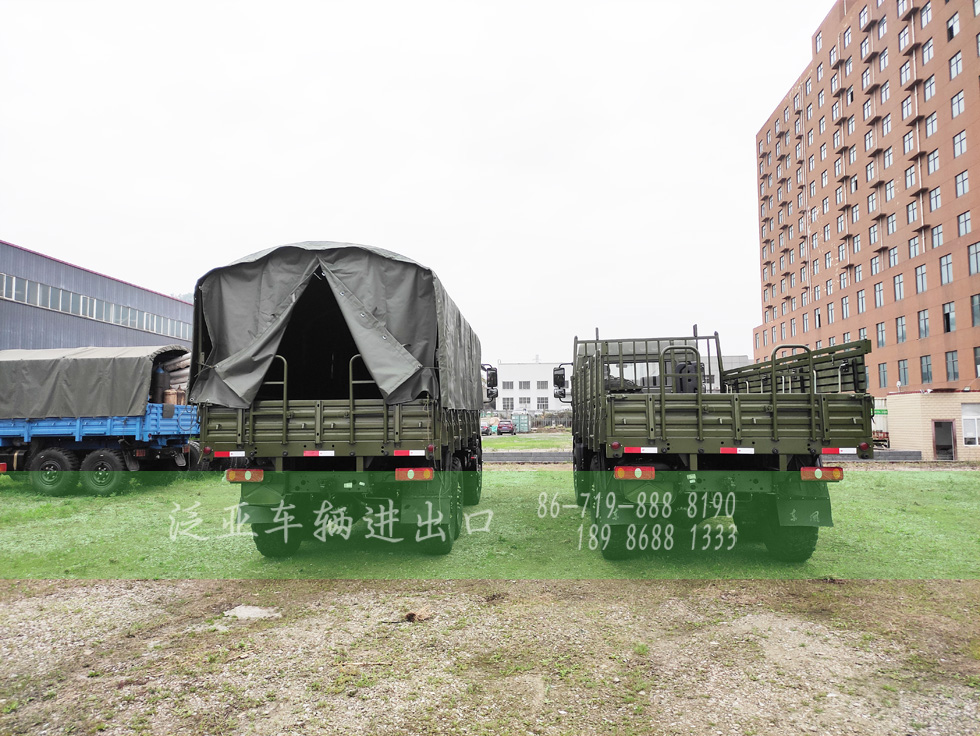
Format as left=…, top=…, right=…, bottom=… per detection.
left=859, top=442, right=870, bottom=451
left=0, top=463, right=6, bottom=473
left=225, top=468, right=264, bottom=483
left=203, top=446, right=213, bottom=456
left=613, top=466, right=656, bottom=480
left=801, top=467, right=843, bottom=482
left=395, top=467, right=434, bottom=482
left=135, top=449, right=147, bottom=458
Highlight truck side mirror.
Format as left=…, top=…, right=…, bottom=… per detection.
left=484, top=365, right=498, bottom=388
left=553, top=366, right=565, bottom=389
left=553, top=366, right=566, bottom=399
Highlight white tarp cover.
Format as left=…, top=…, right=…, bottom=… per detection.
left=189, top=242, right=483, bottom=410
left=0, top=345, right=188, bottom=419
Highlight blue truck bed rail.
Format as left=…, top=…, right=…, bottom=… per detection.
left=0, top=403, right=198, bottom=445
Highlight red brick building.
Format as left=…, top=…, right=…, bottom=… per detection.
left=753, top=0, right=980, bottom=397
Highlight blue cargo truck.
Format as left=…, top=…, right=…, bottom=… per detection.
left=0, top=345, right=199, bottom=495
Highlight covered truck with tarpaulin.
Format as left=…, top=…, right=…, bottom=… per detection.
left=190, top=242, right=495, bottom=557
left=0, top=345, right=199, bottom=495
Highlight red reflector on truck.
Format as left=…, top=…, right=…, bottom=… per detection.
left=821, top=447, right=857, bottom=455
left=394, top=449, right=425, bottom=457
left=801, top=467, right=843, bottom=481
left=214, top=451, right=246, bottom=458
left=613, top=466, right=655, bottom=480
left=0, top=463, right=6, bottom=473
left=395, top=467, right=434, bottom=481
left=225, top=469, right=264, bottom=483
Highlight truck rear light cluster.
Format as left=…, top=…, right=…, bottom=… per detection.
left=613, top=466, right=656, bottom=480
left=801, top=467, right=843, bottom=481
left=395, top=468, right=434, bottom=482
left=225, top=469, right=264, bottom=483
left=0, top=463, right=6, bottom=473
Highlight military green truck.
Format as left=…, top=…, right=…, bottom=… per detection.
left=553, top=331, right=874, bottom=561
left=189, top=242, right=495, bottom=558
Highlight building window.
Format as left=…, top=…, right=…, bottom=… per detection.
left=502, top=381, right=514, bottom=390
left=907, top=200, right=918, bottom=224
left=970, top=243, right=980, bottom=275
left=949, top=50, right=963, bottom=78
left=924, top=74, right=936, bottom=100
left=502, top=397, right=514, bottom=410
left=842, top=296, right=850, bottom=319
left=894, top=272, right=904, bottom=301
left=923, top=38, right=934, bottom=64
left=909, top=236, right=920, bottom=258
left=954, top=131, right=967, bottom=158
left=921, top=355, right=933, bottom=384
left=898, top=359, right=909, bottom=386
left=955, top=171, right=969, bottom=197
left=928, top=149, right=940, bottom=174
left=889, top=246, right=899, bottom=267
left=919, top=309, right=931, bottom=338
left=858, top=289, right=867, bottom=313
left=929, top=187, right=941, bottom=211
left=958, top=211, right=972, bottom=236
left=878, top=362, right=888, bottom=388
left=947, top=12, right=960, bottom=40
left=951, top=90, right=966, bottom=119
left=903, top=131, right=915, bottom=154
left=973, top=293, right=980, bottom=327
left=921, top=1, right=932, bottom=26
left=963, top=404, right=980, bottom=445
left=518, top=380, right=531, bottom=390
left=536, top=380, right=548, bottom=390
left=916, top=264, right=928, bottom=293
left=926, top=112, right=938, bottom=138
left=537, top=397, right=548, bottom=410
left=877, top=322, right=887, bottom=347
left=519, top=397, right=531, bottom=407
left=884, top=147, right=894, bottom=169
left=896, top=315, right=907, bottom=343
left=932, top=224, right=944, bottom=247
left=946, top=350, right=959, bottom=381
left=940, top=254, right=953, bottom=284
left=875, top=281, right=885, bottom=307
left=905, top=166, right=916, bottom=189
left=943, top=301, right=956, bottom=332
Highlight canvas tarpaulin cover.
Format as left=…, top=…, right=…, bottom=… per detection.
left=0, top=345, right=188, bottom=419
left=189, top=242, right=483, bottom=411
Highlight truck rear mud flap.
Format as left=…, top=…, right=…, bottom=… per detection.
left=774, top=496, right=834, bottom=527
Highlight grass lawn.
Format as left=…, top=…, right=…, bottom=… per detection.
left=481, top=432, right=572, bottom=451
left=0, top=469, right=976, bottom=579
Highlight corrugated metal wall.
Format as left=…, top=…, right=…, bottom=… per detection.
left=0, top=241, right=192, bottom=350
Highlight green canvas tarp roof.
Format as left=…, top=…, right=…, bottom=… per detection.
left=0, top=345, right=188, bottom=419
left=189, top=242, right=483, bottom=411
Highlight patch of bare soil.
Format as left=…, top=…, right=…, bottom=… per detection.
left=0, top=579, right=977, bottom=735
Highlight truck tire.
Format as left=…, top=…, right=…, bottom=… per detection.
left=462, top=455, right=482, bottom=506
left=251, top=523, right=303, bottom=558
left=188, top=441, right=204, bottom=471
left=80, top=449, right=127, bottom=495
left=763, top=525, right=819, bottom=562
left=29, top=448, right=80, bottom=496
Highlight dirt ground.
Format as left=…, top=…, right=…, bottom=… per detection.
left=0, top=578, right=977, bottom=736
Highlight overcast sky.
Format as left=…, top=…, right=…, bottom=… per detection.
left=0, top=0, right=834, bottom=364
